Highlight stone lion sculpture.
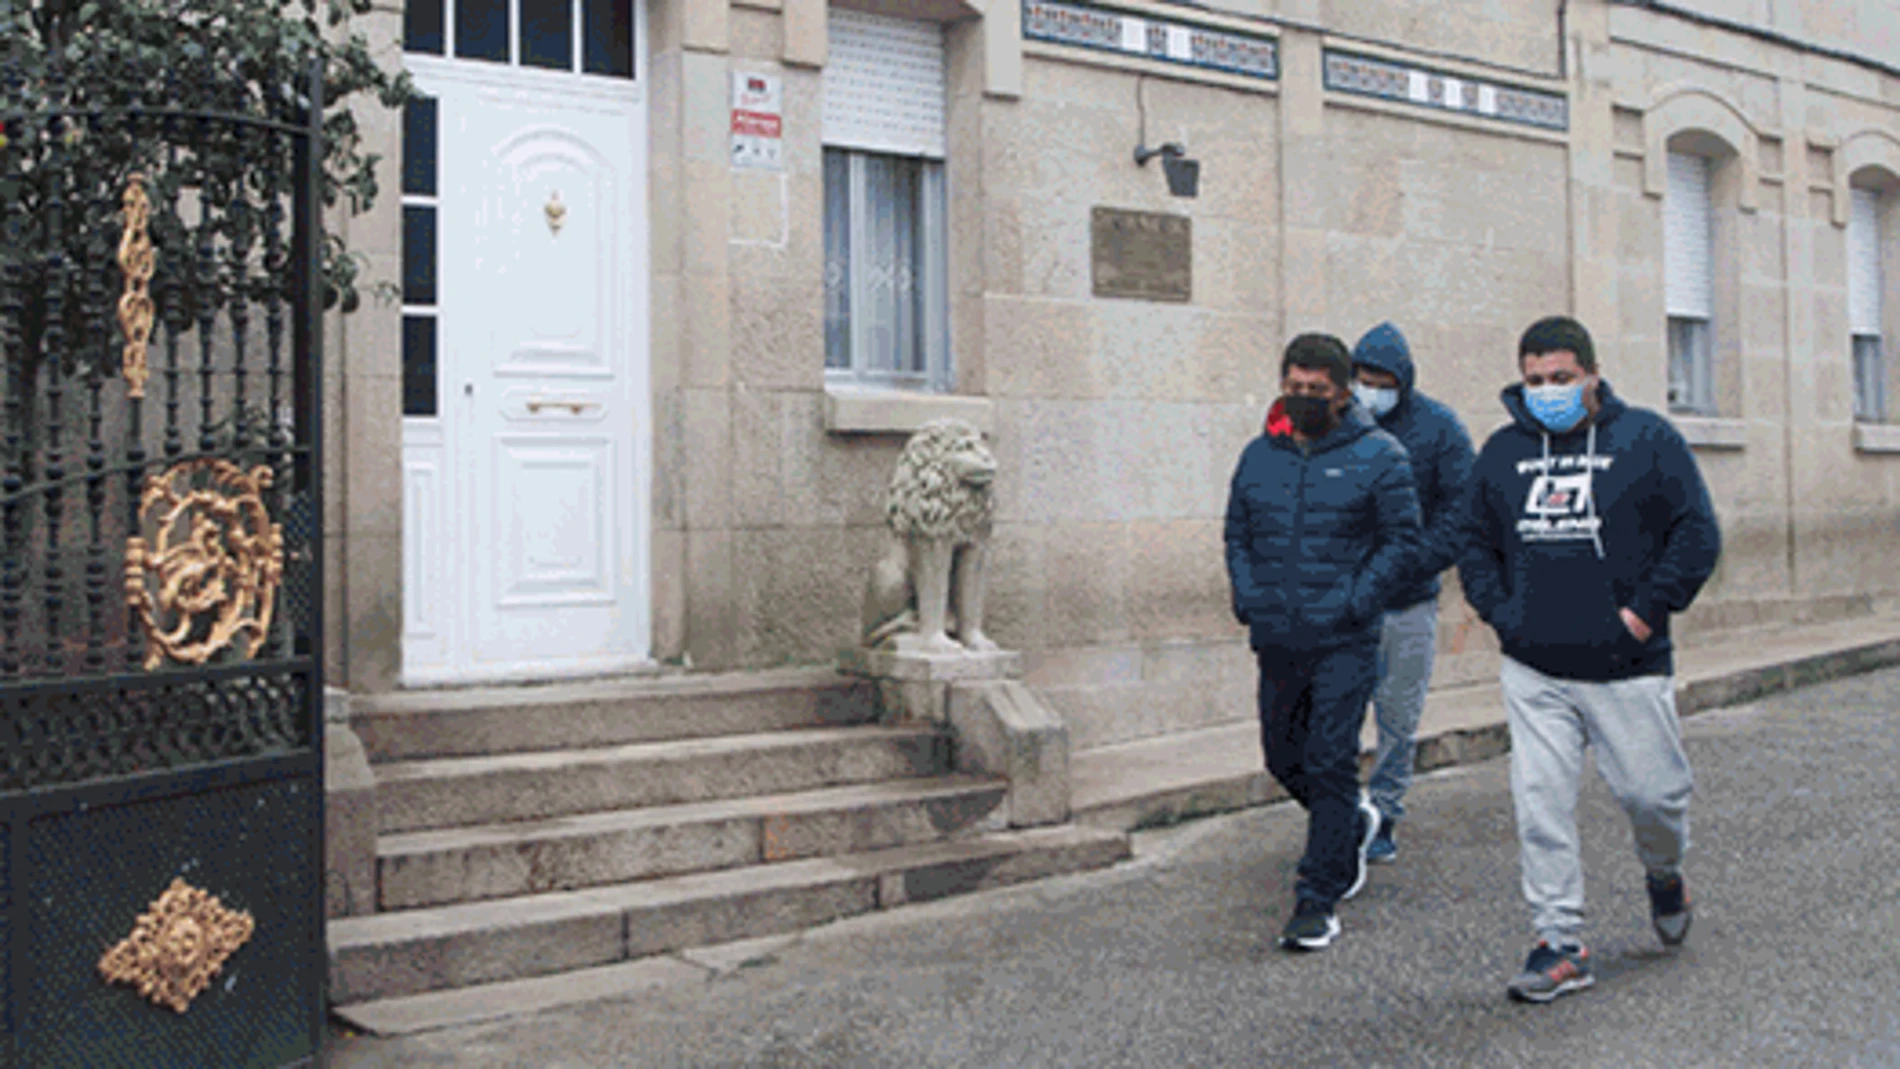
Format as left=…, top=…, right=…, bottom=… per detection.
left=860, top=418, right=1001, bottom=655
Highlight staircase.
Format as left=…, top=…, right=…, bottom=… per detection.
left=327, top=669, right=1129, bottom=1022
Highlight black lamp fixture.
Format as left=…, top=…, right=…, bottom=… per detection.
left=1133, top=142, right=1200, bottom=198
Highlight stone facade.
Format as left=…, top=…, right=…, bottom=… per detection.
left=331, top=0, right=1900, bottom=754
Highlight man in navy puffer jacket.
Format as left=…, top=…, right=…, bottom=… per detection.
left=1224, top=333, right=1423, bottom=952
left=1349, top=323, right=1476, bottom=864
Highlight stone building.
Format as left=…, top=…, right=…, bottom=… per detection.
left=316, top=0, right=1900, bottom=1010
left=328, top=0, right=1900, bottom=732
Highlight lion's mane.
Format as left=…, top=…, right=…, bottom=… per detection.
left=885, top=419, right=995, bottom=542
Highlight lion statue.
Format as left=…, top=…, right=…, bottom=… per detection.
left=860, top=418, right=1001, bottom=655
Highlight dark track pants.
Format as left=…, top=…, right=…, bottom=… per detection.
left=1256, top=641, right=1378, bottom=909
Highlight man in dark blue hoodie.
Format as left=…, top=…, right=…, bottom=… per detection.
left=1459, top=316, right=1721, bottom=1004
left=1225, top=333, right=1422, bottom=952
left=1349, top=323, right=1476, bottom=864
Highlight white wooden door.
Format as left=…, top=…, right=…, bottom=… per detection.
left=406, top=62, right=650, bottom=683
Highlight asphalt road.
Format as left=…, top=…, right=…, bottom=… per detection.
left=327, top=667, right=1900, bottom=1069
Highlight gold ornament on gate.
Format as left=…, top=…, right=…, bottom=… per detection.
left=98, top=878, right=256, bottom=1014
left=124, top=458, right=284, bottom=671
left=117, top=173, right=158, bottom=400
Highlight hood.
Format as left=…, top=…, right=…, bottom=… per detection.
left=1499, top=376, right=1629, bottom=436
left=1263, top=395, right=1379, bottom=450
left=1352, top=322, right=1416, bottom=399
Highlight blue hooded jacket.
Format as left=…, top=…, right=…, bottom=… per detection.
left=1224, top=396, right=1423, bottom=652
left=1351, top=323, right=1477, bottom=612
left=1457, top=378, right=1723, bottom=682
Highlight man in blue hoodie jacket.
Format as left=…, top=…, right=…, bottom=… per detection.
left=1225, top=333, right=1422, bottom=952
left=1459, top=316, right=1721, bottom=1004
left=1349, top=323, right=1476, bottom=864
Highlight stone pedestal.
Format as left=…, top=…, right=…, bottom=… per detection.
left=838, top=646, right=1067, bottom=827
left=324, top=687, right=378, bottom=919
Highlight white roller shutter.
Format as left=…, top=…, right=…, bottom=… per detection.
left=822, top=10, right=946, bottom=159
left=1665, top=153, right=1714, bottom=319
left=1848, top=188, right=1883, bottom=337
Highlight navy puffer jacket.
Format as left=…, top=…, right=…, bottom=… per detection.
left=1352, top=322, right=1477, bottom=611
left=1223, top=397, right=1423, bottom=652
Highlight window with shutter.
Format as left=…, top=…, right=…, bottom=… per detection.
left=822, top=10, right=951, bottom=390
left=1849, top=188, right=1883, bottom=339
left=1665, top=153, right=1714, bottom=320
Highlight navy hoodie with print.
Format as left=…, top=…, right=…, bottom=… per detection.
left=1352, top=323, right=1477, bottom=612
left=1457, top=379, right=1722, bottom=683
left=1225, top=397, right=1423, bottom=653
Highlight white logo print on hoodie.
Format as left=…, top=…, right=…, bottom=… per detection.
left=1513, top=425, right=1613, bottom=558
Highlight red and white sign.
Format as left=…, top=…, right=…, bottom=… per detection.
left=730, top=71, right=783, bottom=171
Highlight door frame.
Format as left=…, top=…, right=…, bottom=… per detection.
left=400, top=33, right=654, bottom=687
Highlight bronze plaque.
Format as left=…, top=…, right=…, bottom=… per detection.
left=1090, top=207, right=1192, bottom=303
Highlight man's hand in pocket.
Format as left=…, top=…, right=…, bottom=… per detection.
left=1619, top=608, right=1653, bottom=643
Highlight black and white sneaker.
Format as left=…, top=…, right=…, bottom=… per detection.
left=1646, top=870, right=1693, bottom=947
left=1279, top=899, right=1341, bottom=952
left=1342, top=790, right=1380, bottom=901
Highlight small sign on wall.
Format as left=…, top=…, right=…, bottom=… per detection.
left=1091, top=207, right=1192, bottom=303
left=730, top=71, right=783, bottom=171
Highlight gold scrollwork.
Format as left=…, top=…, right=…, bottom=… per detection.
left=124, top=459, right=284, bottom=671
left=98, top=878, right=257, bottom=1014
left=117, top=174, right=158, bottom=400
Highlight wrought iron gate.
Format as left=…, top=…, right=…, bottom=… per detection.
left=0, top=64, right=327, bottom=1068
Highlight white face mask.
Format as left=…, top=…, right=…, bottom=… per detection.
left=1353, top=382, right=1399, bottom=419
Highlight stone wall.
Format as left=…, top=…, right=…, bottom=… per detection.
left=331, top=1, right=1900, bottom=755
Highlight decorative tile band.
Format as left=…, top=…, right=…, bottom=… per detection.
left=1323, top=49, right=1568, bottom=132
left=1023, top=0, right=1278, bottom=81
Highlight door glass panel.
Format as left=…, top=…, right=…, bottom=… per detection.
left=403, top=316, right=440, bottom=417
left=405, top=0, right=445, bottom=53
left=583, top=0, right=634, bottom=78
left=402, top=97, right=438, bottom=197
left=403, top=206, right=438, bottom=306
left=456, top=0, right=510, bottom=62
left=520, top=0, right=574, bottom=70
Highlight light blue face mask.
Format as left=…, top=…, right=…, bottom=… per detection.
left=1525, top=381, right=1588, bottom=432
left=1353, top=383, right=1399, bottom=419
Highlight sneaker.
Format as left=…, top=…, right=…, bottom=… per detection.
left=1367, top=817, right=1397, bottom=864
left=1341, top=790, right=1380, bottom=901
left=1506, top=942, right=1594, bottom=1003
left=1279, top=899, right=1341, bottom=952
left=1646, top=870, right=1693, bottom=947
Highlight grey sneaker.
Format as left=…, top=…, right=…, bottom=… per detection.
left=1506, top=942, right=1594, bottom=1004
left=1279, top=899, right=1341, bottom=952
left=1646, top=870, right=1693, bottom=947
left=1342, top=790, right=1380, bottom=901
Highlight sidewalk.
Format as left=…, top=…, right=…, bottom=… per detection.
left=1070, top=608, right=1900, bottom=830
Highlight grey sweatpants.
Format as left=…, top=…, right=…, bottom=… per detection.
left=1500, top=656, right=1694, bottom=947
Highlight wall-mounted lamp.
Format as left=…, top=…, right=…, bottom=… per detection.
left=1134, top=142, right=1200, bottom=199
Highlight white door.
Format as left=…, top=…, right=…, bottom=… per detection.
left=404, top=62, right=651, bottom=684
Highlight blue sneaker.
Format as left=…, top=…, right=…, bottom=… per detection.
left=1342, top=790, right=1380, bottom=900
left=1366, top=816, right=1397, bottom=864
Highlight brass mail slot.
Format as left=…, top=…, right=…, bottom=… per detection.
left=526, top=399, right=599, bottom=416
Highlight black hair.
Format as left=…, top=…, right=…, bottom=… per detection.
left=1281, top=333, right=1352, bottom=390
left=1518, top=316, right=1597, bottom=372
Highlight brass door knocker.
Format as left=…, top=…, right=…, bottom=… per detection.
left=545, top=190, right=567, bottom=236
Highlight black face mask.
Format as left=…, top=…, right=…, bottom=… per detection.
left=1283, top=395, right=1339, bottom=438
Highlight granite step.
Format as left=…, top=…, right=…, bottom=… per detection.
left=351, top=668, right=879, bottom=762
left=328, top=824, right=1132, bottom=1005
left=377, top=775, right=1010, bottom=910
left=374, top=725, right=950, bottom=834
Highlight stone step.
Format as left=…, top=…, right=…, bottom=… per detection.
left=377, top=776, right=1010, bottom=910
left=375, top=725, right=950, bottom=835
left=351, top=668, right=879, bottom=762
left=328, top=824, right=1132, bottom=1005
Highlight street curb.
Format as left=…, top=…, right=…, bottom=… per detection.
left=1081, top=632, right=1900, bottom=834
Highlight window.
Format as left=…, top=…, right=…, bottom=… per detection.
left=821, top=10, right=950, bottom=390
left=1665, top=151, right=1716, bottom=415
left=403, top=0, right=634, bottom=78
left=1850, top=187, right=1886, bottom=422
